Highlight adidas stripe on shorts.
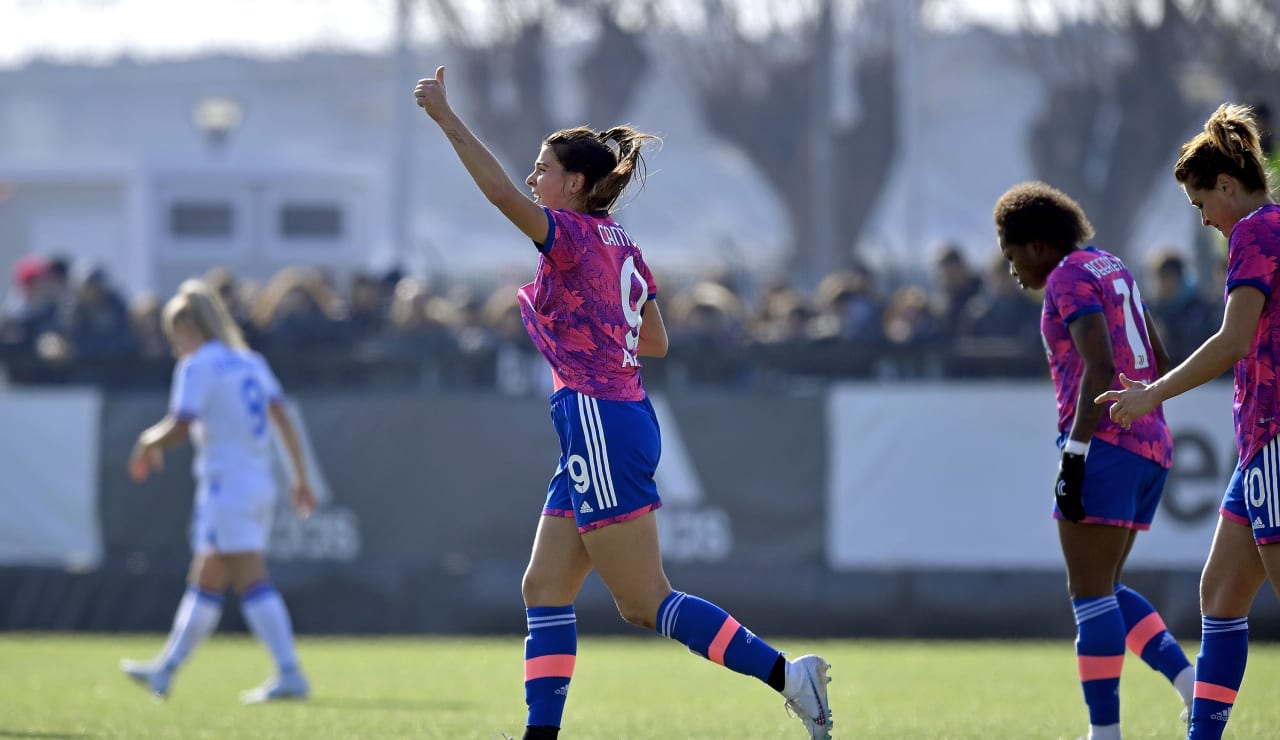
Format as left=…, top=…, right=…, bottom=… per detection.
left=542, top=387, right=663, bottom=533
left=1221, top=434, right=1280, bottom=545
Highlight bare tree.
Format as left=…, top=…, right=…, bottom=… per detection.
left=1011, top=0, right=1203, bottom=259
left=663, top=0, right=899, bottom=279
left=423, top=0, right=653, bottom=169
left=1199, top=0, right=1280, bottom=111
left=1008, top=0, right=1280, bottom=259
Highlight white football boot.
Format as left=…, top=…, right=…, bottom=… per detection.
left=239, top=670, right=310, bottom=704
left=120, top=658, right=172, bottom=700
left=783, top=654, right=833, bottom=739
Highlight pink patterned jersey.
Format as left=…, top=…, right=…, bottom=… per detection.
left=1042, top=246, right=1172, bottom=467
left=518, top=207, right=658, bottom=402
left=1224, top=203, right=1280, bottom=465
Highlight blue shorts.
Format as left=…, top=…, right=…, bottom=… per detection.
left=1221, top=435, right=1280, bottom=545
left=1053, top=438, right=1168, bottom=529
left=543, top=388, right=662, bottom=533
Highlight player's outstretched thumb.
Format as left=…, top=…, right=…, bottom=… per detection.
left=1118, top=372, right=1136, bottom=388
left=435, top=65, right=446, bottom=83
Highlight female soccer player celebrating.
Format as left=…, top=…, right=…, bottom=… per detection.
left=120, top=280, right=314, bottom=703
left=993, top=181, right=1194, bottom=740
left=1097, top=103, right=1280, bottom=740
left=414, top=66, right=832, bottom=739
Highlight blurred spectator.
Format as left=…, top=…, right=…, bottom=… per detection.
left=385, top=277, right=456, bottom=356
left=129, top=292, right=167, bottom=361
left=958, top=253, right=1043, bottom=343
left=881, top=285, right=943, bottom=378
left=882, top=285, right=940, bottom=345
left=251, top=267, right=343, bottom=352
left=930, top=243, right=983, bottom=340
left=667, top=279, right=747, bottom=386
left=751, top=287, right=814, bottom=345
left=1, top=255, right=63, bottom=348
left=1145, top=248, right=1218, bottom=364
left=447, top=286, right=498, bottom=388
left=64, top=267, right=137, bottom=361
left=344, top=272, right=390, bottom=346
left=1251, top=99, right=1274, bottom=169
left=205, top=266, right=263, bottom=347
left=809, top=264, right=883, bottom=344
left=950, top=253, right=1045, bottom=377
left=485, top=287, right=552, bottom=397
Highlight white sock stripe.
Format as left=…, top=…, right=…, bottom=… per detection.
left=524, top=614, right=576, bottom=624
left=1073, top=597, right=1120, bottom=624
left=673, top=592, right=688, bottom=632
left=577, top=395, right=608, bottom=511
left=527, top=613, right=576, bottom=623
left=586, top=397, right=618, bottom=509
left=1202, top=617, right=1249, bottom=633
left=659, top=592, right=687, bottom=638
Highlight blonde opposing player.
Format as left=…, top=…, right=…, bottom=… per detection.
left=119, top=279, right=314, bottom=703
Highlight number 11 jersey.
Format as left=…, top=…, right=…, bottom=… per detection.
left=1042, top=246, right=1172, bottom=468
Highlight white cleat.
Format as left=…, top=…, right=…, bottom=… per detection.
left=120, top=658, right=172, bottom=700
left=783, top=654, right=833, bottom=739
left=239, top=671, right=310, bottom=704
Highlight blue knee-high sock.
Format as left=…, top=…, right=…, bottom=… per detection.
left=1188, top=616, right=1248, bottom=740
left=655, top=591, right=779, bottom=683
left=1073, top=595, right=1125, bottom=729
left=524, top=606, right=577, bottom=729
left=1114, top=584, right=1193, bottom=689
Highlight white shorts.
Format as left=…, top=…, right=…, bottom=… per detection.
left=191, top=474, right=276, bottom=554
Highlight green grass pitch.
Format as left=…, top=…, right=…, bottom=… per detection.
left=3, top=634, right=1280, bottom=738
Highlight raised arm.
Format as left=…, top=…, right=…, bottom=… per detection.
left=414, top=66, right=549, bottom=244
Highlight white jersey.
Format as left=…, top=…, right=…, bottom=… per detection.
left=169, top=340, right=283, bottom=481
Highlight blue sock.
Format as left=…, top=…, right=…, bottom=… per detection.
left=1188, top=616, right=1248, bottom=740
left=1114, top=584, right=1193, bottom=685
left=524, top=606, right=577, bottom=729
left=1073, top=595, right=1125, bottom=728
left=655, top=591, right=780, bottom=683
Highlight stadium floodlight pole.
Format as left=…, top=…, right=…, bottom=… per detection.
left=808, top=0, right=835, bottom=288
left=390, top=0, right=415, bottom=268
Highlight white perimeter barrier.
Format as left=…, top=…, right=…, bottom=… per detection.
left=827, top=381, right=1237, bottom=570
left=0, top=387, right=102, bottom=569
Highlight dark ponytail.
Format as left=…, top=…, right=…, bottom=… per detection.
left=545, top=125, right=661, bottom=212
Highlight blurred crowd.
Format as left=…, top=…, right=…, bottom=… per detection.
left=0, top=244, right=1224, bottom=393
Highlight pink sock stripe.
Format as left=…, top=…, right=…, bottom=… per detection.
left=1195, top=681, right=1238, bottom=704
left=707, top=617, right=742, bottom=666
left=1077, top=654, right=1124, bottom=681
left=524, top=654, right=576, bottom=681
left=1125, top=612, right=1168, bottom=655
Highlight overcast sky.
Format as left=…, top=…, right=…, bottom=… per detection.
left=0, top=0, right=1079, bottom=69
